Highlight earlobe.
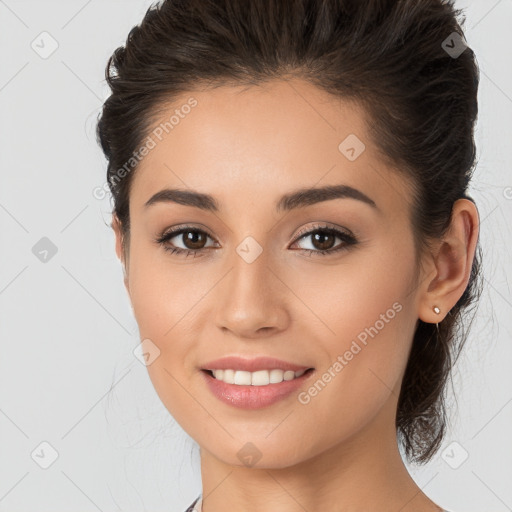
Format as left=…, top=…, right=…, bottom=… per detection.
left=418, top=198, right=479, bottom=324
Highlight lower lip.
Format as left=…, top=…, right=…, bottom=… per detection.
left=200, top=369, right=315, bottom=409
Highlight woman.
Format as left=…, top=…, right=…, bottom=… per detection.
left=96, top=0, right=482, bottom=510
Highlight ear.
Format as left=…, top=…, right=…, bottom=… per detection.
left=111, top=214, right=130, bottom=295
left=417, top=198, right=479, bottom=324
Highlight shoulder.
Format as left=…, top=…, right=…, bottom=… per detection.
left=184, top=495, right=201, bottom=512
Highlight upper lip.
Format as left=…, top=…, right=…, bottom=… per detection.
left=201, top=356, right=313, bottom=372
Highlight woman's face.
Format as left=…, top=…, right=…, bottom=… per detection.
left=115, top=79, right=428, bottom=468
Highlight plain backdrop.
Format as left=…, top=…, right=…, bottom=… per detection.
left=0, top=1, right=511, bottom=511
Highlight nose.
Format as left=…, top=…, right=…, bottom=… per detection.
left=213, top=247, right=290, bottom=339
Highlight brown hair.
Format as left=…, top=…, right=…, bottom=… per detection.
left=96, top=0, right=482, bottom=464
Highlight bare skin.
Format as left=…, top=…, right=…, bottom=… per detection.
left=112, top=78, right=479, bottom=512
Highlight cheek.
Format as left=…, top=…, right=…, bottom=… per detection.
left=126, top=243, right=207, bottom=396
left=287, top=248, right=417, bottom=415
left=289, top=240, right=416, bottom=347
left=127, top=241, right=197, bottom=341
left=127, top=255, right=200, bottom=424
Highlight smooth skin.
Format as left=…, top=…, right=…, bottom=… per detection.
left=112, top=79, right=479, bottom=512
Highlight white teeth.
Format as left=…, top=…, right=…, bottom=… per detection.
left=269, top=369, right=284, bottom=383
left=209, top=368, right=309, bottom=385
left=251, top=370, right=269, bottom=386
left=234, top=370, right=252, bottom=385
left=283, top=370, right=295, bottom=381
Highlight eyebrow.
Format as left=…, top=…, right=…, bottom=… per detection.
left=144, top=184, right=378, bottom=213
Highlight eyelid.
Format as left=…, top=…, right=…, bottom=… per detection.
left=155, top=221, right=358, bottom=257
left=292, top=222, right=354, bottom=241
left=156, top=223, right=219, bottom=247
left=157, top=223, right=216, bottom=241
left=158, top=222, right=353, bottom=244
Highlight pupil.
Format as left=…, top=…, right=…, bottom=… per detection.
left=185, top=231, right=205, bottom=249
left=313, top=232, right=334, bottom=250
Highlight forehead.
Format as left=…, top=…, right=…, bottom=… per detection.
left=130, top=79, right=413, bottom=216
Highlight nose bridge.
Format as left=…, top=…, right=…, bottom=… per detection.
left=214, top=236, right=289, bottom=336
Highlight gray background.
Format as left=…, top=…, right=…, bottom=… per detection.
left=0, top=1, right=511, bottom=511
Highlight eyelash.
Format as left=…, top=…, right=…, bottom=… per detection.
left=154, top=223, right=358, bottom=259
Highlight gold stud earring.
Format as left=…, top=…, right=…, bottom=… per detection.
left=433, top=305, right=441, bottom=333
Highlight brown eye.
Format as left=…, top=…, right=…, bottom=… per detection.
left=310, top=231, right=336, bottom=251
left=180, top=229, right=208, bottom=250
left=292, top=225, right=357, bottom=257
left=156, top=226, right=217, bottom=256
left=156, top=223, right=357, bottom=258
